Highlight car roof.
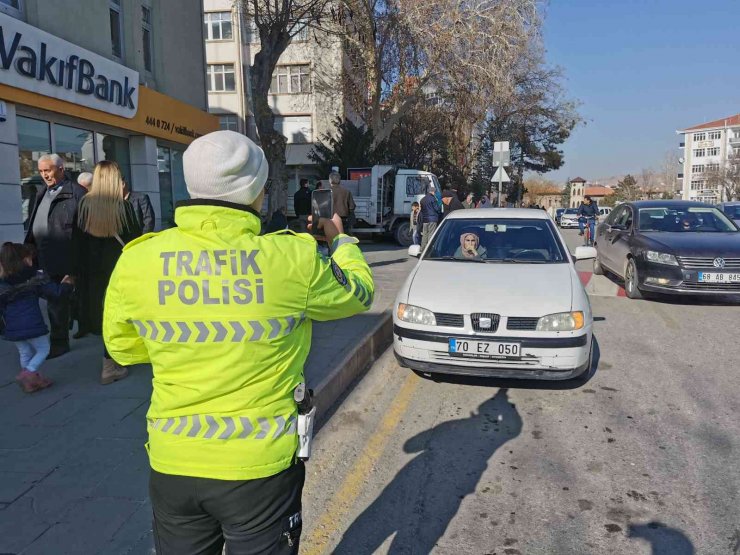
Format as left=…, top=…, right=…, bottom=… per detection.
left=627, top=200, right=716, bottom=209
left=445, top=208, right=551, bottom=220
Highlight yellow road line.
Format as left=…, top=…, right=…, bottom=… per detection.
left=302, top=371, right=420, bottom=555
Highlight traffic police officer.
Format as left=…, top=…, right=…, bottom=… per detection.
left=103, top=131, right=374, bottom=554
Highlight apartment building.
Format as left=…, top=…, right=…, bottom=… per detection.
left=677, top=113, right=740, bottom=203
left=203, top=0, right=348, bottom=206
left=0, top=0, right=217, bottom=242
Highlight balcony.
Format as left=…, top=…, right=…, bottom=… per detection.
left=730, top=136, right=740, bottom=145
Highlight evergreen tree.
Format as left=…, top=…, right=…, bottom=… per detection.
left=308, top=118, right=381, bottom=176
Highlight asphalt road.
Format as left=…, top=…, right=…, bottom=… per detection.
left=300, top=228, right=740, bottom=555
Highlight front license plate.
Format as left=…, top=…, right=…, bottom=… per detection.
left=698, top=272, right=740, bottom=283
left=449, top=338, right=521, bottom=358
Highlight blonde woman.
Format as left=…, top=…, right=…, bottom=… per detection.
left=77, top=161, right=142, bottom=384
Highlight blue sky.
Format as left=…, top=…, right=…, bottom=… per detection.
left=542, top=0, right=740, bottom=183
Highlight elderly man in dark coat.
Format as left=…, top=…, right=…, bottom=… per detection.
left=25, top=154, right=86, bottom=358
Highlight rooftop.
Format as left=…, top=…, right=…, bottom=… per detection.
left=585, top=186, right=614, bottom=196
left=681, top=113, right=740, bottom=133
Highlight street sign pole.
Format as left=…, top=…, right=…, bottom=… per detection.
left=492, top=141, right=510, bottom=207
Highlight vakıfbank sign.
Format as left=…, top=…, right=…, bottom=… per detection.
left=0, top=12, right=139, bottom=118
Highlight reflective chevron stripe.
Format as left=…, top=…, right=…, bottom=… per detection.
left=350, top=278, right=373, bottom=308
left=147, top=414, right=298, bottom=440
left=130, top=313, right=306, bottom=342
left=332, top=236, right=359, bottom=249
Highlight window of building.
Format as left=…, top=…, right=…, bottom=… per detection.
left=17, top=117, right=51, bottom=230
left=269, top=65, right=310, bottom=94
left=708, top=131, right=721, bottom=140
left=693, top=132, right=706, bottom=141
left=96, top=133, right=131, bottom=184
left=0, top=0, right=23, bottom=17
left=207, top=64, right=236, bottom=92
left=706, top=147, right=720, bottom=156
left=274, top=115, right=312, bottom=143
left=55, top=124, right=95, bottom=178
left=292, top=20, right=310, bottom=42
left=691, top=165, right=704, bottom=174
left=693, top=149, right=705, bottom=157
left=219, top=115, right=239, bottom=132
left=690, top=180, right=705, bottom=190
left=245, top=18, right=259, bottom=43
left=110, top=0, right=124, bottom=60
left=204, top=11, right=233, bottom=40
left=142, top=6, right=153, bottom=72
left=706, top=163, right=720, bottom=172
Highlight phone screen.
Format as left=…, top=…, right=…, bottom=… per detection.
left=311, top=189, right=333, bottom=235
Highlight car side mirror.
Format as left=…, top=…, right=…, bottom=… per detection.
left=408, top=245, right=421, bottom=258
left=574, top=246, right=597, bottom=260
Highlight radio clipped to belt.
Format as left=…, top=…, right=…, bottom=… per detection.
left=294, top=383, right=316, bottom=460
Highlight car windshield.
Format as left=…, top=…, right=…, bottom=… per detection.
left=564, top=209, right=578, bottom=215
left=723, top=205, right=740, bottom=219
left=638, top=206, right=738, bottom=232
left=425, top=218, right=568, bottom=263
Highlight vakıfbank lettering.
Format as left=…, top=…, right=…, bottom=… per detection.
left=0, top=13, right=139, bottom=118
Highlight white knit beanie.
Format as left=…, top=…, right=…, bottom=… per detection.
left=183, top=130, right=269, bottom=206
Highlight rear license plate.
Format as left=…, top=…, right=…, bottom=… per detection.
left=698, top=272, right=740, bottom=283
left=449, top=338, right=521, bottom=358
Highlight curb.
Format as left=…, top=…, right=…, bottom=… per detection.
left=312, top=310, right=394, bottom=420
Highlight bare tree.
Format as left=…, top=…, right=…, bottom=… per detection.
left=235, top=0, right=335, bottom=214
left=657, top=150, right=682, bottom=199
left=523, top=177, right=561, bottom=206
left=705, top=149, right=740, bottom=201
left=639, top=169, right=658, bottom=199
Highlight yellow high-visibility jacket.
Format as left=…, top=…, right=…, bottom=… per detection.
left=103, top=201, right=374, bottom=480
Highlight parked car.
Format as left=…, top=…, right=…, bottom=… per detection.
left=593, top=200, right=740, bottom=299
left=394, top=209, right=595, bottom=380
left=555, top=208, right=566, bottom=225
left=718, top=202, right=740, bottom=226
left=559, top=208, right=580, bottom=228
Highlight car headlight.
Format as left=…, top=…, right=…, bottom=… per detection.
left=536, top=311, right=584, bottom=332
left=645, top=251, right=679, bottom=266
left=397, top=304, right=436, bottom=326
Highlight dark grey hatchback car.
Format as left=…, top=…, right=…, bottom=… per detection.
left=593, top=201, right=740, bottom=299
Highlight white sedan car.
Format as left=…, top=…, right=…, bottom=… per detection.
left=394, top=209, right=596, bottom=380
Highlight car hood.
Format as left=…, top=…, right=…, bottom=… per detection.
left=641, top=232, right=740, bottom=256
left=406, top=261, right=575, bottom=316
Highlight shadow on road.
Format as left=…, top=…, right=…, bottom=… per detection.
left=628, top=521, right=695, bottom=555
left=333, top=388, right=522, bottom=554
left=417, top=338, right=601, bottom=391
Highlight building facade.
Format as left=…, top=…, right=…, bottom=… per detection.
left=569, top=178, right=614, bottom=208
left=678, top=113, right=740, bottom=203
left=203, top=0, right=349, bottom=211
left=0, top=0, right=217, bottom=243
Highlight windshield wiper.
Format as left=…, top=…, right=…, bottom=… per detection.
left=496, top=258, right=549, bottom=264
left=427, top=256, right=487, bottom=263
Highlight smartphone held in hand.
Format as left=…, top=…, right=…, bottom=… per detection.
left=311, top=189, right=333, bottom=236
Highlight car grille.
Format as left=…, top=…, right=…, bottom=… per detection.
left=677, top=256, right=740, bottom=269
left=507, top=317, right=539, bottom=331
left=434, top=313, right=464, bottom=328
left=680, top=282, right=740, bottom=291
left=471, top=313, right=500, bottom=332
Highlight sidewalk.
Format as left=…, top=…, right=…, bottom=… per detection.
left=0, top=243, right=415, bottom=555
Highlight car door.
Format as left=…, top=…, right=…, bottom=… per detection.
left=602, top=206, right=634, bottom=276
left=596, top=207, right=621, bottom=269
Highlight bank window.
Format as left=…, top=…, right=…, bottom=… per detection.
left=706, top=147, right=720, bottom=156
left=274, top=115, right=312, bottom=143
left=96, top=133, right=131, bottom=184
left=17, top=117, right=51, bottom=230
left=207, top=64, right=236, bottom=92
left=110, top=0, right=124, bottom=60
left=693, top=132, right=705, bottom=141
left=219, top=115, right=239, bottom=132
left=0, top=0, right=22, bottom=17
left=204, top=12, right=233, bottom=41
left=142, top=6, right=153, bottom=72
left=708, top=131, right=721, bottom=140
left=270, top=65, right=310, bottom=94
left=693, top=149, right=705, bottom=158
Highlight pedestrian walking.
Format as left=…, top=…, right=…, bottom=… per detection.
left=329, top=171, right=356, bottom=233
left=124, top=181, right=156, bottom=233
left=420, top=184, right=442, bottom=250
left=0, top=243, right=74, bottom=393
left=77, top=161, right=142, bottom=385
left=410, top=201, right=421, bottom=246
left=72, top=172, right=91, bottom=338
left=103, top=130, right=374, bottom=554
left=293, top=178, right=312, bottom=231
left=462, top=192, right=475, bottom=209
left=24, top=153, right=86, bottom=359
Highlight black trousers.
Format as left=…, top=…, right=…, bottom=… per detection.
left=150, top=462, right=305, bottom=555
left=47, top=274, right=70, bottom=348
